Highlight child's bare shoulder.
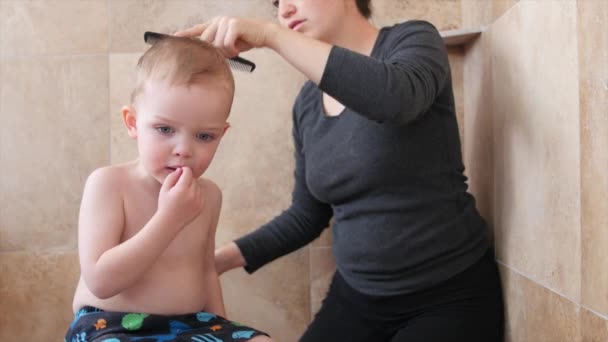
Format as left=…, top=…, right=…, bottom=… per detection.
left=197, top=178, right=222, bottom=208
left=83, top=163, right=135, bottom=195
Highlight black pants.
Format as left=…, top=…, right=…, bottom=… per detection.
left=301, top=250, right=504, bottom=342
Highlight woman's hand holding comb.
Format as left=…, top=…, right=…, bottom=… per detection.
left=175, top=17, right=277, bottom=58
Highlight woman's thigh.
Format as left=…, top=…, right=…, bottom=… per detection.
left=299, top=275, right=391, bottom=342
left=390, top=252, right=504, bottom=342
left=389, top=293, right=504, bottom=342
left=302, top=251, right=504, bottom=342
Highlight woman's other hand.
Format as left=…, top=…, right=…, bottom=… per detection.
left=215, top=242, right=247, bottom=275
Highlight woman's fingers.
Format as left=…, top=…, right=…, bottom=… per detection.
left=223, top=24, right=241, bottom=57
left=176, top=16, right=267, bottom=56
left=174, top=23, right=208, bottom=38
left=213, top=17, right=230, bottom=47
left=200, top=18, right=220, bottom=43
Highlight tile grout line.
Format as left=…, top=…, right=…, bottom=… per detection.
left=496, top=260, right=576, bottom=303
left=496, top=260, right=608, bottom=320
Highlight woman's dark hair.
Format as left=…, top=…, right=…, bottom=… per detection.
left=356, top=0, right=372, bottom=19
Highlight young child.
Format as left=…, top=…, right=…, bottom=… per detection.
left=65, top=36, right=271, bottom=342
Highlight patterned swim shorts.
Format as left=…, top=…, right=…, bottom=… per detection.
left=65, top=306, right=268, bottom=342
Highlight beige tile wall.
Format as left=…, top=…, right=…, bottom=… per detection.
left=0, top=0, right=465, bottom=341
left=462, top=0, right=608, bottom=340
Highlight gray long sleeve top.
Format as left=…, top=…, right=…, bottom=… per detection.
left=235, top=20, right=489, bottom=296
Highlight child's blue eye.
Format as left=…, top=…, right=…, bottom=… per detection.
left=156, top=126, right=173, bottom=134
left=197, top=133, right=213, bottom=141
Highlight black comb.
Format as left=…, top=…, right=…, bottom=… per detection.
left=143, top=31, right=256, bottom=73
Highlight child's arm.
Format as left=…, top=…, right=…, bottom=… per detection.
left=202, top=181, right=226, bottom=317
left=79, top=167, right=203, bottom=299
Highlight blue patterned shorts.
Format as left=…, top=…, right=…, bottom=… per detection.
left=65, top=306, right=268, bottom=342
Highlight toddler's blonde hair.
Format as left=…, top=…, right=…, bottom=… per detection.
left=131, top=36, right=234, bottom=106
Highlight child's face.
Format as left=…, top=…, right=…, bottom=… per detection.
left=126, top=80, right=231, bottom=184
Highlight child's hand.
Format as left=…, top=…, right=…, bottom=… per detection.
left=157, top=167, right=204, bottom=229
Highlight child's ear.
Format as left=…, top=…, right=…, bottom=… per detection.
left=222, top=122, right=231, bottom=136
left=122, top=106, right=138, bottom=139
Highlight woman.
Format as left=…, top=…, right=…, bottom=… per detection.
left=177, top=1, right=504, bottom=341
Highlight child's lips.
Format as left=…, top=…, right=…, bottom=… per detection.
left=289, top=20, right=305, bottom=30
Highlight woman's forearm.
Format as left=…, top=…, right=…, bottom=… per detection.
left=215, top=241, right=247, bottom=275
left=264, top=24, right=332, bottom=85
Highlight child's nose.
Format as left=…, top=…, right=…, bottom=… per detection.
left=173, top=140, right=193, bottom=158
left=279, top=1, right=296, bottom=19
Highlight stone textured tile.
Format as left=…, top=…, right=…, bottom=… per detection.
left=202, top=0, right=277, bottom=20
left=372, top=0, right=461, bottom=31
left=220, top=248, right=309, bottom=342
left=207, top=48, right=306, bottom=246
left=0, top=252, right=80, bottom=341
left=109, top=53, right=140, bottom=165
left=491, top=1, right=581, bottom=300
left=0, top=1, right=108, bottom=56
left=578, top=0, right=608, bottom=316
left=448, top=47, right=465, bottom=146
left=461, top=0, right=519, bottom=29
left=500, top=264, right=579, bottom=342
left=580, top=308, right=608, bottom=342
left=310, top=247, right=335, bottom=317
left=207, top=48, right=307, bottom=340
left=0, top=56, right=109, bottom=251
left=109, top=0, right=275, bottom=53
left=110, top=0, right=206, bottom=53
left=463, top=31, right=494, bottom=237
left=311, top=227, right=332, bottom=247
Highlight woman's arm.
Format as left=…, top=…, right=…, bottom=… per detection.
left=175, top=17, right=331, bottom=85
left=215, top=241, right=246, bottom=275
left=177, top=19, right=450, bottom=124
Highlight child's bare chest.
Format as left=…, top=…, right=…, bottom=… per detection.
left=122, top=191, right=209, bottom=258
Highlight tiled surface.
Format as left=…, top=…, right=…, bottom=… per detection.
left=0, top=252, right=80, bottom=341
left=220, top=248, right=310, bottom=342
left=109, top=0, right=209, bottom=53
left=448, top=47, right=465, bottom=146
left=109, top=53, right=140, bottom=164
left=206, top=48, right=306, bottom=246
left=372, top=0, right=461, bottom=31
left=491, top=0, right=581, bottom=300
left=580, top=308, right=608, bottom=342
left=109, top=0, right=275, bottom=53
left=0, top=1, right=108, bottom=57
left=461, top=0, right=519, bottom=29
left=463, top=31, right=494, bottom=234
left=311, top=227, right=332, bottom=248
left=500, top=264, right=580, bottom=342
left=310, top=247, right=335, bottom=317
left=207, top=49, right=310, bottom=340
left=9, top=0, right=608, bottom=341
left=578, top=0, right=608, bottom=316
left=0, top=56, right=109, bottom=251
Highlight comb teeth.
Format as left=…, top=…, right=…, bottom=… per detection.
left=143, top=31, right=256, bottom=73
left=143, top=31, right=170, bottom=45
left=228, top=56, right=256, bottom=73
